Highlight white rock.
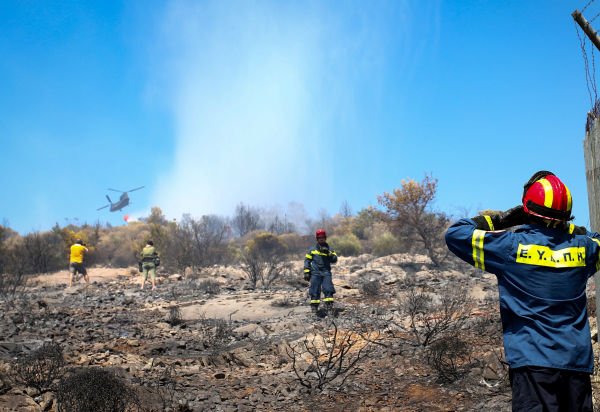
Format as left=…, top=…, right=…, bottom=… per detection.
left=233, top=324, right=268, bottom=337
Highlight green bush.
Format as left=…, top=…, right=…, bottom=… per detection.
left=372, top=232, right=401, bottom=257
left=242, top=233, right=289, bottom=289
left=328, top=234, right=362, bottom=256
left=279, top=233, right=311, bottom=256
left=351, top=207, right=376, bottom=239
left=224, top=240, right=243, bottom=264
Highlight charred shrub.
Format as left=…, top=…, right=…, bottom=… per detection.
left=197, top=279, right=221, bottom=295
left=473, top=314, right=492, bottom=336
left=155, top=365, right=179, bottom=411
left=135, top=364, right=181, bottom=411
left=196, top=311, right=233, bottom=353
left=360, top=280, right=381, bottom=297
left=203, top=319, right=233, bottom=351
left=12, top=341, right=64, bottom=392
left=0, top=237, right=33, bottom=315
left=286, top=314, right=385, bottom=393
left=56, top=368, right=139, bottom=412
left=281, top=272, right=306, bottom=289
left=392, top=287, right=474, bottom=347
left=167, top=306, right=183, bottom=327
left=271, top=294, right=295, bottom=307
left=7, top=292, right=38, bottom=328
left=472, top=313, right=502, bottom=342
left=426, top=333, right=472, bottom=383
left=395, top=274, right=415, bottom=291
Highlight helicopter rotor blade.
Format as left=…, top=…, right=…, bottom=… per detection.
left=106, top=195, right=112, bottom=203
left=108, top=189, right=125, bottom=193
left=127, top=186, right=145, bottom=192
left=97, top=205, right=110, bottom=211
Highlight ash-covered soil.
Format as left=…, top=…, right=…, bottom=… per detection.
left=0, top=253, right=598, bottom=412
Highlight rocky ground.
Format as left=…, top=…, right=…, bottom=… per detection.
left=0, top=253, right=598, bottom=411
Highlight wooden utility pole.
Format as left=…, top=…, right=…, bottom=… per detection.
left=573, top=10, right=600, bottom=51
left=584, top=118, right=600, bottom=330
left=574, top=9, right=600, bottom=330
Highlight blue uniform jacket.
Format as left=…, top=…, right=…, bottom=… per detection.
left=304, top=245, right=338, bottom=276
left=445, top=218, right=600, bottom=373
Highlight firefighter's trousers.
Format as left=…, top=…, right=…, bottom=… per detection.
left=309, top=274, right=335, bottom=304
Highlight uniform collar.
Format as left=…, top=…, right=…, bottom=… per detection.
left=515, top=223, right=558, bottom=233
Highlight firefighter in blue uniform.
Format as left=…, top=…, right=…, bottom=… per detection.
left=304, top=230, right=338, bottom=316
left=445, top=171, right=600, bottom=412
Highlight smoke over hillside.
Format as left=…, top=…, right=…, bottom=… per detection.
left=147, top=0, right=417, bottom=218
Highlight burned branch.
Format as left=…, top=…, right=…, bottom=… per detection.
left=391, top=287, right=474, bottom=347
left=425, top=333, right=472, bottom=383
left=285, top=315, right=384, bottom=393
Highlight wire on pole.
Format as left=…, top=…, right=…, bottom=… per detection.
left=590, top=10, right=600, bottom=23
left=583, top=0, right=596, bottom=13
left=575, top=19, right=597, bottom=109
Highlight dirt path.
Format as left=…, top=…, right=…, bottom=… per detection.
left=32, top=268, right=138, bottom=286
left=181, top=297, right=310, bottom=321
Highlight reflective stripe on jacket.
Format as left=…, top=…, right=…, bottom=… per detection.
left=445, top=218, right=600, bottom=373
left=304, top=245, right=338, bottom=276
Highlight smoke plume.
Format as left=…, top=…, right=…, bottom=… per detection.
left=148, top=0, right=418, bottom=218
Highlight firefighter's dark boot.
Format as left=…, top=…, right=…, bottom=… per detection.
left=311, top=303, right=319, bottom=316
left=326, top=301, right=334, bottom=317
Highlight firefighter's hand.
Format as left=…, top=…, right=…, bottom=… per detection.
left=499, top=205, right=527, bottom=229
left=304, top=272, right=311, bottom=281
left=571, top=225, right=588, bottom=235
left=320, top=247, right=330, bottom=254
left=471, top=205, right=526, bottom=231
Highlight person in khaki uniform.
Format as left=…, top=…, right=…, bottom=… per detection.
left=140, top=240, right=159, bottom=290
left=69, top=239, right=89, bottom=287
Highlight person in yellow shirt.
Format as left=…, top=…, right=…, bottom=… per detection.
left=69, top=239, right=89, bottom=287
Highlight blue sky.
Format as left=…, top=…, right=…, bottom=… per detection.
left=0, top=0, right=597, bottom=234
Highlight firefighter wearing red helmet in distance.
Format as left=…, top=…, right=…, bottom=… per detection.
left=445, top=171, right=600, bottom=412
left=304, top=230, right=338, bottom=316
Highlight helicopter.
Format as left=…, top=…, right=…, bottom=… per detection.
left=97, top=187, right=145, bottom=212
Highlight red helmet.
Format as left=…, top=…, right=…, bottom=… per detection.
left=315, top=229, right=327, bottom=239
left=522, top=171, right=572, bottom=221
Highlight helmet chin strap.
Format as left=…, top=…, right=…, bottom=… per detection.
left=525, top=199, right=573, bottom=221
